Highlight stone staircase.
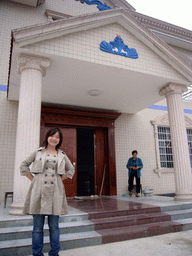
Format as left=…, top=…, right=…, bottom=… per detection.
left=0, top=213, right=102, bottom=256
left=89, top=206, right=182, bottom=244
left=162, top=202, right=192, bottom=231
left=1, top=199, right=190, bottom=256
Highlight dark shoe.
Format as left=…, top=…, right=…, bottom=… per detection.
left=129, top=191, right=133, bottom=196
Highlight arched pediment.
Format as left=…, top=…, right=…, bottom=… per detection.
left=151, top=113, right=192, bottom=127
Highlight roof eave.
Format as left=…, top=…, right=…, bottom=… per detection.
left=131, top=10, right=192, bottom=44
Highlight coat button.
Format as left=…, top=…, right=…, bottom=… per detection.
left=40, top=158, right=42, bottom=160
left=51, top=182, right=53, bottom=184
left=53, top=161, right=56, bottom=163
left=44, top=181, right=47, bottom=184
left=46, top=160, right=49, bottom=162
left=52, top=168, right=54, bottom=170
left=45, top=174, right=47, bottom=177
left=54, top=155, right=56, bottom=157
left=47, top=154, right=50, bottom=156
left=46, top=167, right=48, bottom=170
left=52, top=174, right=54, bottom=177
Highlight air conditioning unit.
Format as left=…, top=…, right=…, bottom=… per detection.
left=10, top=0, right=45, bottom=7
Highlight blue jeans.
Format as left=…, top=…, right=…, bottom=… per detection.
left=32, top=215, right=60, bottom=256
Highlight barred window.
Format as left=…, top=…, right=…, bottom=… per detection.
left=158, top=127, right=173, bottom=168
left=187, top=129, right=192, bottom=167
left=158, top=127, right=192, bottom=168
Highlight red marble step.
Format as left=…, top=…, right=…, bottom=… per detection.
left=97, top=221, right=182, bottom=244
left=88, top=206, right=161, bottom=220
left=92, top=212, right=171, bottom=230
left=67, top=197, right=161, bottom=219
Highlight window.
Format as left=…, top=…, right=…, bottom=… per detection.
left=151, top=114, right=192, bottom=177
left=187, top=129, right=192, bottom=167
left=157, top=126, right=192, bottom=168
left=158, top=127, right=173, bottom=168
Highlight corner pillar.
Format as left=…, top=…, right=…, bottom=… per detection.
left=9, top=54, right=50, bottom=215
left=159, top=83, right=192, bottom=201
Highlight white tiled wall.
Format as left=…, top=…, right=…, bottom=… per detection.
left=24, top=23, right=187, bottom=82
left=0, top=92, right=18, bottom=202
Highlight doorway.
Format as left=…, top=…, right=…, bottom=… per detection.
left=41, top=104, right=120, bottom=196
left=77, top=128, right=95, bottom=196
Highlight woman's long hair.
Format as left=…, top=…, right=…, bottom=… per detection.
left=42, top=127, right=63, bottom=150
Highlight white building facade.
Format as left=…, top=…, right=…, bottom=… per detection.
left=1, top=0, right=192, bottom=214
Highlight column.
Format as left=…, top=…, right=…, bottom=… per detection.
left=9, top=54, right=50, bottom=215
left=159, top=83, right=192, bottom=201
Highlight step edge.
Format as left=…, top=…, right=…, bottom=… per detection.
left=97, top=221, right=182, bottom=233
left=0, top=220, right=94, bottom=234
left=0, top=231, right=102, bottom=249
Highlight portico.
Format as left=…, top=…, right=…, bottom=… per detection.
left=8, top=8, right=192, bottom=214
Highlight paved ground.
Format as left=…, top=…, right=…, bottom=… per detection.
left=42, top=230, right=192, bottom=256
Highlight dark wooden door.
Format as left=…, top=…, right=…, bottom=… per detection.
left=60, top=128, right=77, bottom=197
left=41, top=105, right=119, bottom=196
left=94, top=128, right=109, bottom=195
left=40, top=126, right=77, bottom=197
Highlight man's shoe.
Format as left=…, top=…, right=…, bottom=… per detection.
left=136, top=193, right=140, bottom=197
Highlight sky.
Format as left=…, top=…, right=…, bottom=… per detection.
left=126, top=0, right=192, bottom=31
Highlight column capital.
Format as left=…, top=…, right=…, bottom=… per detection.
left=17, top=54, right=50, bottom=77
left=159, top=83, right=188, bottom=97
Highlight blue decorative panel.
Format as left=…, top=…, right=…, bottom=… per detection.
left=0, top=85, right=7, bottom=91
left=75, top=0, right=111, bottom=11
left=100, top=35, right=138, bottom=59
left=148, top=104, right=192, bottom=114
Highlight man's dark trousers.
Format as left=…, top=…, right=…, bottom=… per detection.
left=128, top=171, right=140, bottom=193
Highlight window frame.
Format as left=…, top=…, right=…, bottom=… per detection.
left=151, top=113, right=192, bottom=177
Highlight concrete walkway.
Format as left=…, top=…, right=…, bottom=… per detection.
left=42, top=230, right=192, bottom=256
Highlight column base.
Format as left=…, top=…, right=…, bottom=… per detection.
left=9, top=203, right=25, bottom=216
left=174, top=193, right=192, bottom=201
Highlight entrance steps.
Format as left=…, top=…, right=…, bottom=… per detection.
left=162, top=203, right=192, bottom=231
left=0, top=213, right=102, bottom=256
left=89, top=206, right=182, bottom=244
left=1, top=198, right=188, bottom=255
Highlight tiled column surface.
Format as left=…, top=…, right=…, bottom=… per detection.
left=9, top=55, right=50, bottom=215
left=159, top=83, right=192, bottom=201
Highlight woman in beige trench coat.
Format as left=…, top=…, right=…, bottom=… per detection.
left=20, top=127, right=74, bottom=256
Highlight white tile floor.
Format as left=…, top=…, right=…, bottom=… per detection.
left=0, top=200, right=86, bottom=221
left=114, top=194, right=192, bottom=208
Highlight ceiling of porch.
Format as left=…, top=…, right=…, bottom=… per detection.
left=8, top=49, right=180, bottom=114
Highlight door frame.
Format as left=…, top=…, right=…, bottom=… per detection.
left=41, top=104, right=121, bottom=196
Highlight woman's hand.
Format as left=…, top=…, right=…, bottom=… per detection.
left=61, top=175, right=68, bottom=181
left=26, top=174, right=34, bottom=181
